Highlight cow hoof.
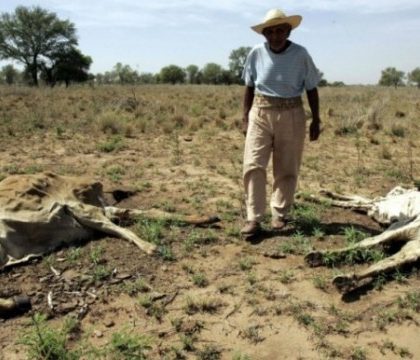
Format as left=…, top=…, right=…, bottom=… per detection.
left=304, top=251, right=324, bottom=267
left=0, top=295, right=31, bottom=318
left=208, top=216, right=221, bottom=224
left=333, top=275, right=355, bottom=293
left=146, top=244, right=158, bottom=255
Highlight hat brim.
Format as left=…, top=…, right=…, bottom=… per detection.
left=251, top=15, right=302, bottom=34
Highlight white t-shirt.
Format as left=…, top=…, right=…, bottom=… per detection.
left=242, top=42, right=321, bottom=98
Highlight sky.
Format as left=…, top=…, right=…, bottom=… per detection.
left=1, top=0, right=420, bottom=85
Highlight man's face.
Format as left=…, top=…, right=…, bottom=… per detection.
left=263, top=24, right=291, bottom=52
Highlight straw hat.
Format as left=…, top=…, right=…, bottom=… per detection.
left=251, top=9, right=302, bottom=34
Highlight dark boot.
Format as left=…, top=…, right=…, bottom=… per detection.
left=240, top=221, right=261, bottom=236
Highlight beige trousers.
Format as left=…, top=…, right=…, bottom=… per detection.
left=243, top=104, right=306, bottom=222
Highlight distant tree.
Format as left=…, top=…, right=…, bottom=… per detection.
left=113, top=62, right=139, bottom=84
left=53, top=48, right=92, bottom=87
left=138, top=72, right=156, bottom=84
left=229, top=46, right=251, bottom=83
left=317, top=71, right=328, bottom=87
left=330, top=81, right=345, bottom=87
left=379, top=67, right=405, bottom=87
left=94, top=73, right=104, bottom=84
left=220, top=69, right=235, bottom=85
left=201, top=63, right=224, bottom=84
left=95, top=71, right=116, bottom=85
left=0, top=6, right=78, bottom=86
left=159, top=65, right=185, bottom=84
left=185, top=64, right=199, bottom=84
left=1, top=64, right=20, bottom=84
left=40, top=47, right=92, bottom=87
left=407, top=67, right=420, bottom=88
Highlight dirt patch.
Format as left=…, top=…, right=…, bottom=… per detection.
left=0, top=85, right=419, bottom=359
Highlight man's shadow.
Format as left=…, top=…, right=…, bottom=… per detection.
left=243, top=221, right=381, bottom=245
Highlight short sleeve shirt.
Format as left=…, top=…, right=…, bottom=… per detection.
left=242, top=42, right=321, bottom=98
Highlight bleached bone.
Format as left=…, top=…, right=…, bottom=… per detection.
left=0, top=172, right=219, bottom=270
left=312, top=186, right=420, bottom=224
left=305, top=187, right=420, bottom=292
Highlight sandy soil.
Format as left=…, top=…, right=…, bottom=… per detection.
left=0, top=85, right=419, bottom=360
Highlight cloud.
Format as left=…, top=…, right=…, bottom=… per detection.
left=2, top=0, right=420, bottom=28
left=292, top=0, right=420, bottom=13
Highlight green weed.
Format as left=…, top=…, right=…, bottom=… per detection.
left=192, top=272, right=209, bottom=287
left=18, top=313, right=80, bottom=360
left=97, top=135, right=125, bottom=153
left=108, top=330, right=152, bottom=359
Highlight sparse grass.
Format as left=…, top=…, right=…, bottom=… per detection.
left=92, top=264, right=112, bottom=281
left=312, top=274, right=329, bottom=291
left=238, top=256, right=255, bottom=271
left=278, top=270, right=296, bottom=284
left=232, top=352, right=252, bottom=360
left=89, top=245, right=104, bottom=265
left=66, top=247, right=82, bottom=264
left=379, top=340, right=413, bottom=358
left=1, top=85, right=420, bottom=360
left=18, top=313, right=80, bottom=360
left=134, top=217, right=165, bottom=245
left=397, top=291, right=420, bottom=312
left=350, top=347, right=367, bottom=360
left=343, top=226, right=367, bottom=245
left=197, top=345, right=222, bottom=360
left=291, top=202, right=323, bottom=234
left=97, top=135, right=125, bottom=153
left=191, top=272, right=209, bottom=287
left=240, top=325, right=264, bottom=344
left=138, top=294, right=167, bottom=321
left=246, top=271, right=258, bottom=286
left=180, top=334, right=197, bottom=352
left=277, top=231, right=312, bottom=255
left=121, top=278, right=151, bottom=295
left=105, top=165, right=126, bottom=182
left=183, top=229, right=218, bottom=252
left=390, top=124, right=406, bottom=138
left=108, top=329, right=152, bottom=359
left=184, top=296, right=224, bottom=315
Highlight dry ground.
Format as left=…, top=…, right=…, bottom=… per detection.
left=0, top=84, right=419, bottom=359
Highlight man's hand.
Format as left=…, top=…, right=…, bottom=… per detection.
left=242, top=120, right=248, bottom=136
left=242, top=120, right=249, bottom=136
left=309, top=118, right=321, bottom=141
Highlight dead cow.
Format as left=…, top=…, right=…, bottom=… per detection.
left=305, top=187, right=420, bottom=292
left=0, top=172, right=219, bottom=270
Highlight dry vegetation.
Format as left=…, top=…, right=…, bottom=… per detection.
left=0, top=84, right=419, bottom=359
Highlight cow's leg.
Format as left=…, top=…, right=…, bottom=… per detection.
left=1, top=253, right=44, bottom=269
left=104, top=206, right=220, bottom=226
left=0, top=244, right=7, bottom=269
left=303, top=191, right=372, bottom=213
left=320, top=190, right=371, bottom=203
left=333, top=240, right=420, bottom=292
left=66, top=203, right=157, bottom=255
left=305, top=217, right=419, bottom=266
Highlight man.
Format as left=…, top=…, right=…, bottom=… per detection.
left=241, top=8, right=321, bottom=236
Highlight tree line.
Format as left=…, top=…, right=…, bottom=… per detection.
left=0, top=6, right=249, bottom=87
left=379, top=67, right=420, bottom=88
left=1, top=6, right=420, bottom=88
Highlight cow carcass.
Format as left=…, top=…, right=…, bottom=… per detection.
left=304, top=186, right=420, bottom=292
left=0, top=172, right=219, bottom=270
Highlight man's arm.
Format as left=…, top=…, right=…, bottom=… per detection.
left=242, top=86, right=255, bottom=136
left=306, top=87, right=321, bottom=141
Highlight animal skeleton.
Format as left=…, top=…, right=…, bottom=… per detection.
left=0, top=172, right=219, bottom=270
left=304, top=187, right=420, bottom=292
